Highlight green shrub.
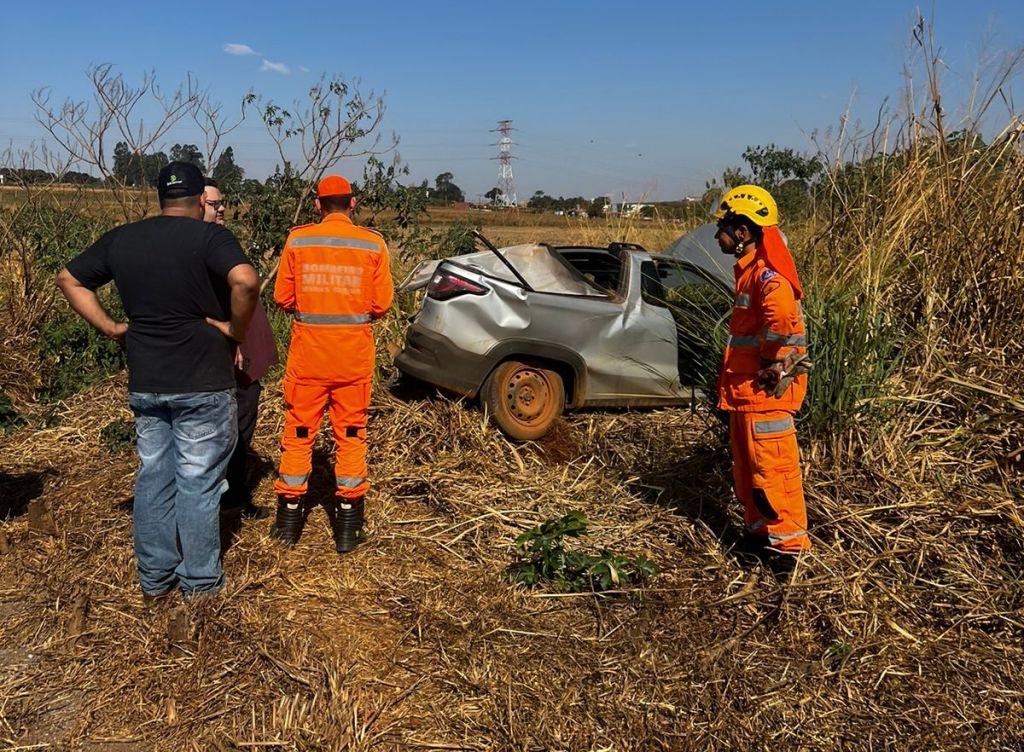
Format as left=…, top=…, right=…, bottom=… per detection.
left=800, top=282, right=908, bottom=438
left=664, top=284, right=731, bottom=399
left=100, top=418, right=135, bottom=452
left=0, top=391, right=24, bottom=433
left=25, top=206, right=114, bottom=274
left=37, top=296, right=126, bottom=402
left=509, top=511, right=657, bottom=592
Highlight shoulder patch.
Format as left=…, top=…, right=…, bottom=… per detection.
left=759, top=268, right=777, bottom=283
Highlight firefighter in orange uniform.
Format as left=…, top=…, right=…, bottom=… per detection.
left=272, top=175, right=393, bottom=552
left=713, top=185, right=812, bottom=580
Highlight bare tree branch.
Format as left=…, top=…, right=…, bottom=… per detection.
left=193, top=89, right=250, bottom=168
left=252, top=74, right=397, bottom=225
left=32, top=64, right=205, bottom=222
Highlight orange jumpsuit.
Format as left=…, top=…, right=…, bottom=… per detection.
left=718, top=245, right=810, bottom=551
left=273, top=212, right=393, bottom=501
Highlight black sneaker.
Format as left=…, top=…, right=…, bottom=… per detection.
left=271, top=497, right=305, bottom=547
left=328, top=497, right=365, bottom=554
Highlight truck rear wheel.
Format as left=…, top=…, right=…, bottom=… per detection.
left=482, top=360, right=565, bottom=441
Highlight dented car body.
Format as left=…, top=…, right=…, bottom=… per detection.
left=394, top=228, right=732, bottom=439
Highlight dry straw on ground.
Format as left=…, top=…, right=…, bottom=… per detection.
left=0, top=365, right=1021, bottom=750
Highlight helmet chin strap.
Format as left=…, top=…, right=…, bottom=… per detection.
left=719, top=224, right=746, bottom=256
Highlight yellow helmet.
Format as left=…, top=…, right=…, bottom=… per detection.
left=712, top=184, right=779, bottom=227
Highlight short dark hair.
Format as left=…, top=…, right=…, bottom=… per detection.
left=319, top=194, right=353, bottom=213
left=722, top=212, right=764, bottom=242
left=203, top=177, right=219, bottom=188
left=160, top=194, right=201, bottom=210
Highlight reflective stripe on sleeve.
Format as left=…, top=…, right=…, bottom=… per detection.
left=764, top=331, right=807, bottom=346
left=336, top=476, right=365, bottom=488
left=727, top=335, right=760, bottom=348
left=290, top=236, right=381, bottom=252
left=735, top=294, right=751, bottom=307
left=279, top=473, right=310, bottom=486
left=294, top=312, right=372, bottom=325
left=753, top=417, right=794, bottom=435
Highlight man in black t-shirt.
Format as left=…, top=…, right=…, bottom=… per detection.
left=57, top=161, right=259, bottom=602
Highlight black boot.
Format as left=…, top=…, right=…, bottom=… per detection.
left=271, top=496, right=305, bottom=547
left=763, top=546, right=799, bottom=584
left=328, top=497, right=365, bottom=553
left=732, top=533, right=769, bottom=564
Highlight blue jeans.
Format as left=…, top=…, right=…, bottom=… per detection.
left=129, top=390, right=237, bottom=597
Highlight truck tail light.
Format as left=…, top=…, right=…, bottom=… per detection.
left=426, top=268, right=489, bottom=301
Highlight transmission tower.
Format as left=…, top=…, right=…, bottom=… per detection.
left=490, top=120, right=517, bottom=207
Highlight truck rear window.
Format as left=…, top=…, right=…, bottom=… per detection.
left=555, top=250, right=623, bottom=293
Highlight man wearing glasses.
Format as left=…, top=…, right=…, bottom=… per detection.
left=202, top=178, right=227, bottom=225
left=204, top=177, right=278, bottom=521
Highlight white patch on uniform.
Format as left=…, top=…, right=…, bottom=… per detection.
left=759, top=268, right=777, bottom=283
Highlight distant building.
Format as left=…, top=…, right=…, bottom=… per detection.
left=620, top=203, right=653, bottom=218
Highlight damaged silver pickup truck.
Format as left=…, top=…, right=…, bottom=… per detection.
left=394, top=226, right=733, bottom=439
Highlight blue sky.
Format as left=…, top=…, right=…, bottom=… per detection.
left=2, top=1, right=1023, bottom=201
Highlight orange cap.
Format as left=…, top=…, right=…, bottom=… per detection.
left=317, top=175, right=352, bottom=198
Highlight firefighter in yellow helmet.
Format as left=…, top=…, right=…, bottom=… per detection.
left=713, top=185, right=812, bottom=581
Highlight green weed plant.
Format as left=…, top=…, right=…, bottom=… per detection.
left=509, top=511, right=657, bottom=592
left=100, top=418, right=135, bottom=452
left=0, top=392, right=24, bottom=433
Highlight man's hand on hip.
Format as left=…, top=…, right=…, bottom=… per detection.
left=109, top=321, right=129, bottom=344
left=206, top=317, right=243, bottom=343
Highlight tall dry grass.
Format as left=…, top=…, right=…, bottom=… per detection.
left=794, top=36, right=1024, bottom=493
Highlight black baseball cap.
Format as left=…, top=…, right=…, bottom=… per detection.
left=157, top=161, right=204, bottom=200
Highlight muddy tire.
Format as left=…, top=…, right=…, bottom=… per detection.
left=482, top=360, right=565, bottom=441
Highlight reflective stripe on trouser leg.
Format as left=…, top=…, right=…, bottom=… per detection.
left=274, top=378, right=330, bottom=498
left=737, top=410, right=810, bottom=551
left=329, top=381, right=371, bottom=500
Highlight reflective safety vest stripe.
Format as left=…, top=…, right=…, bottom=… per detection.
left=763, top=331, right=806, bottom=346
left=279, top=472, right=310, bottom=486
left=293, top=312, right=372, bottom=325
left=753, top=417, right=794, bottom=434
left=290, top=236, right=382, bottom=252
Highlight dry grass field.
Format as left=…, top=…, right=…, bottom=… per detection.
left=2, top=367, right=1019, bottom=751
left=1, top=194, right=1022, bottom=750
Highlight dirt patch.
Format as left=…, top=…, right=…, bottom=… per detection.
left=532, top=417, right=579, bottom=465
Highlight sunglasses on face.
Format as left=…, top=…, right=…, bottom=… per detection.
left=205, top=200, right=225, bottom=210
